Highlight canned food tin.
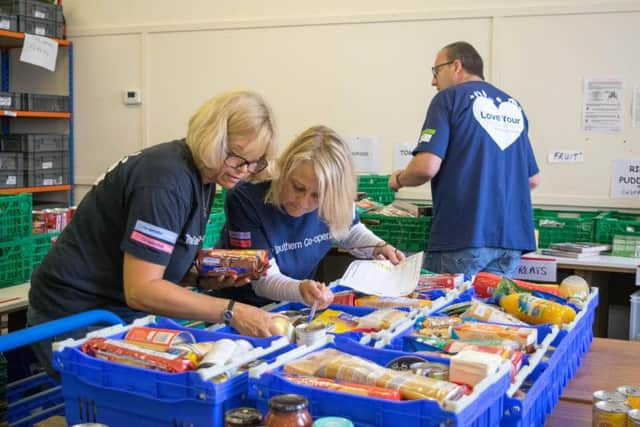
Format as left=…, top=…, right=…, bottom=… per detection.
left=592, top=400, right=630, bottom=427
left=593, top=390, right=627, bottom=403
left=427, top=363, right=449, bottom=381
left=628, top=409, right=640, bottom=426
left=295, top=322, right=326, bottom=346
left=617, top=385, right=640, bottom=409
left=409, top=362, right=432, bottom=377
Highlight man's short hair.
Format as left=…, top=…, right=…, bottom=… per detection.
left=444, top=41, right=484, bottom=80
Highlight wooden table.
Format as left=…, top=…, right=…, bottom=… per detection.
left=546, top=337, right=640, bottom=426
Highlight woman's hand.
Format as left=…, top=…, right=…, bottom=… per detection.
left=230, top=303, right=284, bottom=337
left=197, top=263, right=271, bottom=290
left=299, top=280, right=333, bottom=309
left=373, top=243, right=405, bottom=265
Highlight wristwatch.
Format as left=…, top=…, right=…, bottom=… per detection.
left=223, top=300, right=235, bottom=326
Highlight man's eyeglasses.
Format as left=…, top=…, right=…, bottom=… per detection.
left=431, top=60, right=455, bottom=78
left=224, top=151, right=268, bottom=174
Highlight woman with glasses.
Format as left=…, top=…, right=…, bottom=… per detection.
left=27, top=89, right=284, bottom=370
left=215, top=125, right=405, bottom=309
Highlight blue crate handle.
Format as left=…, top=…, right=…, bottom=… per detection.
left=0, top=309, right=124, bottom=352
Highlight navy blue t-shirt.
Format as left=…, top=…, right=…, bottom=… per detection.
left=29, top=139, right=214, bottom=322
left=413, top=81, right=539, bottom=252
left=219, top=181, right=333, bottom=281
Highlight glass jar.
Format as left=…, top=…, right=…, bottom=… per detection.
left=224, top=407, right=263, bottom=427
left=264, top=394, right=313, bottom=427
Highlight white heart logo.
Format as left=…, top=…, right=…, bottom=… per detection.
left=472, top=96, right=524, bottom=151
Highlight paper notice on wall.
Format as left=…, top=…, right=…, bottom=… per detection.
left=19, top=33, right=58, bottom=72
left=347, top=136, right=381, bottom=173
left=611, top=159, right=640, bottom=198
left=393, top=143, right=414, bottom=170
left=633, top=86, right=640, bottom=128
left=582, top=78, right=623, bottom=133
left=547, top=150, right=584, bottom=164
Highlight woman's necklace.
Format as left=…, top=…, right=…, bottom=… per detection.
left=202, top=183, right=212, bottom=219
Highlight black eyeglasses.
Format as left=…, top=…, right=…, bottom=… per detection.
left=224, top=151, right=268, bottom=174
left=431, top=60, right=455, bottom=77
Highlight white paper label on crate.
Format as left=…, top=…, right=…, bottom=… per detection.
left=513, top=256, right=557, bottom=282
left=34, top=11, right=46, bottom=19
left=3, top=110, right=16, bottom=117
left=35, top=26, right=45, bottom=36
left=346, top=136, right=381, bottom=173
left=20, top=33, right=58, bottom=72
left=42, top=161, right=53, bottom=169
left=43, top=179, right=54, bottom=185
left=0, top=97, right=10, bottom=107
left=6, top=176, right=16, bottom=185
left=0, top=19, right=10, bottom=30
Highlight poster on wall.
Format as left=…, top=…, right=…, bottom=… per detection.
left=582, top=78, right=624, bottom=133
left=394, top=143, right=414, bottom=170
left=346, top=136, right=381, bottom=173
left=611, top=159, right=640, bottom=198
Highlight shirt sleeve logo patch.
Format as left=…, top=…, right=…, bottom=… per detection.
left=130, top=231, right=174, bottom=254
left=420, top=128, right=436, bottom=143
left=134, top=220, right=178, bottom=244
left=229, top=230, right=252, bottom=248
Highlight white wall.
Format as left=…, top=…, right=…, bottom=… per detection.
left=62, top=0, right=640, bottom=207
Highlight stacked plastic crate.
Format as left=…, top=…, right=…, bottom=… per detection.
left=0, top=193, right=32, bottom=288
left=0, top=0, right=63, bottom=39
left=1, top=134, right=70, bottom=188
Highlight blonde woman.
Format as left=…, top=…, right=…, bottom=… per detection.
left=218, top=125, right=404, bottom=309
left=28, top=90, right=283, bottom=371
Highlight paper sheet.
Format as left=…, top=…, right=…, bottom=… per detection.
left=20, top=33, right=58, bottom=72
left=337, top=252, right=423, bottom=296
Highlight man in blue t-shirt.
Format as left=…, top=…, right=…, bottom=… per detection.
left=389, top=41, right=540, bottom=277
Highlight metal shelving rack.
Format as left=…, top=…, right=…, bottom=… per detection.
left=0, top=29, right=74, bottom=205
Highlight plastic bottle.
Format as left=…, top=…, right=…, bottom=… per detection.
left=499, top=293, right=576, bottom=325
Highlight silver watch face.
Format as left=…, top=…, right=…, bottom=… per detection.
left=223, top=310, right=233, bottom=323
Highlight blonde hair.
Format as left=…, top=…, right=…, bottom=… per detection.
left=186, top=90, right=277, bottom=177
left=266, top=125, right=356, bottom=238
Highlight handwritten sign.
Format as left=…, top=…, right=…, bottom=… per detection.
left=611, top=159, right=640, bottom=199
left=548, top=150, right=584, bottom=164
left=19, top=33, right=58, bottom=71
left=347, top=136, right=381, bottom=173
left=394, top=143, right=413, bottom=170
left=513, top=256, right=557, bottom=282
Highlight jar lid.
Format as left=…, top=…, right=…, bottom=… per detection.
left=268, top=394, right=309, bottom=413
left=313, top=416, right=354, bottom=427
left=225, top=407, right=262, bottom=425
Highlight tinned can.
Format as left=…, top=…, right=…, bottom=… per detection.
left=618, top=385, right=640, bottom=410
left=592, top=400, right=630, bottom=427
left=295, top=322, right=326, bottom=346
left=593, top=390, right=627, bottom=403
left=628, top=409, right=640, bottom=427
left=427, top=363, right=449, bottom=381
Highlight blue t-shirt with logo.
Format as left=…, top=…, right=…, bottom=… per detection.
left=29, top=139, right=213, bottom=322
left=413, top=81, right=539, bottom=252
left=219, top=181, right=333, bottom=280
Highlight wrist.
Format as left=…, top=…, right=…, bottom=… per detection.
left=396, top=171, right=404, bottom=188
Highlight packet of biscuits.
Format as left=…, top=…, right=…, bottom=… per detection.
left=197, top=248, right=269, bottom=278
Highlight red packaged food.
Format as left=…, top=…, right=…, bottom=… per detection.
left=197, top=248, right=269, bottom=278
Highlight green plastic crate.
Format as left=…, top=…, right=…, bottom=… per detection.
left=203, top=209, right=226, bottom=248
left=533, top=209, right=600, bottom=248
left=611, top=234, right=640, bottom=257
left=211, top=188, right=227, bottom=211
left=357, top=174, right=395, bottom=205
left=0, top=194, right=32, bottom=242
left=0, top=237, right=31, bottom=288
left=594, top=211, right=640, bottom=244
left=29, top=232, right=60, bottom=270
left=360, top=213, right=430, bottom=252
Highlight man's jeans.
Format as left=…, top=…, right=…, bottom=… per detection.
left=423, top=247, right=522, bottom=277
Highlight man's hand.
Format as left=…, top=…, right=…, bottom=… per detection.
left=389, top=170, right=404, bottom=192
left=299, top=280, right=333, bottom=309
left=373, top=243, right=405, bottom=264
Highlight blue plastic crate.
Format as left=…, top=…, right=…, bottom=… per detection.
left=53, top=316, right=293, bottom=427
left=249, top=335, right=511, bottom=427
left=7, top=372, right=64, bottom=427
left=500, top=287, right=598, bottom=427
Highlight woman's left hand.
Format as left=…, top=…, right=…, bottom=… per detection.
left=373, top=243, right=405, bottom=265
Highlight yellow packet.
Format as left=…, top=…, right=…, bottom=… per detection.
left=311, top=309, right=360, bottom=333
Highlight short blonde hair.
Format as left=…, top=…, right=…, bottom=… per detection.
left=186, top=90, right=277, bottom=176
left=266, top=125, right=356, bottom=238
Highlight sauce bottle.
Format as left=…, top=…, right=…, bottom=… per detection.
left=264, top=394, right=312, bottom=427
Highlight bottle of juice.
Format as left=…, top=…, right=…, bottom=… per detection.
left=499, top=293, right=576, bottom=325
